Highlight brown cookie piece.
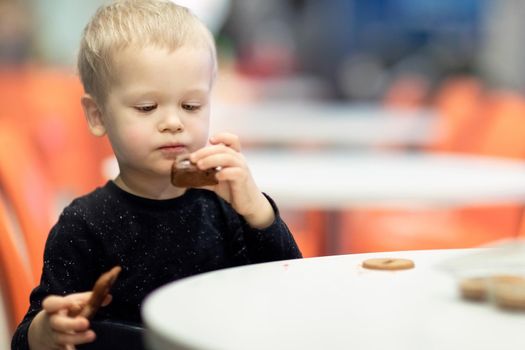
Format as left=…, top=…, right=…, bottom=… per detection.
left=491, top=275, right=525, bottom=311
left=459, top=277, right=488, bottom=301
left=70, top=266, right=122, bottom=319
left=362, top=258, right=415, bottom=270
left=171, top=154, right=218, bottom=188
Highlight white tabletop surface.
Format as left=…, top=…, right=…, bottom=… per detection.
left=245, top=150, right=525, bottom=208
left=211, top=102, right=438, bottom=147
left=142, top=248, right=525, bottom=350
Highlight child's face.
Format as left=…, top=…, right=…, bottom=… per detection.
left=101, top=45, right=214, bottom=180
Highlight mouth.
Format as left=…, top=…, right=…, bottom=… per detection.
left=158, top=144, right=187, bottom=157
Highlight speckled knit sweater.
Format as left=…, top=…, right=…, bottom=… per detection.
left=12, top=181, right=302, bottom=350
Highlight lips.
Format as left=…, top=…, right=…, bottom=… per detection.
left=158, top=143, right=187, bottom=157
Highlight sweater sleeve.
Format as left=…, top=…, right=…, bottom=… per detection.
left=11, top=206, right=99, bottom=350
left=227, top=193, right=303, bottom=264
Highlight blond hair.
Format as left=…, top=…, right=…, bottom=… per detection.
left=78, top=0, right=217, bottom=104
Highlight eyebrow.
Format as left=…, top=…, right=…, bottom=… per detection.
left=184, top=87, right=210, bottom=95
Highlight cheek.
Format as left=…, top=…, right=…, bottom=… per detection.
left=187, top=117, right=210, bottom=147
left=113, top=125, right=151, bottom=155
left=125, top=128, right=148, bottom=145
left=198, top=122, right=211, bottom=147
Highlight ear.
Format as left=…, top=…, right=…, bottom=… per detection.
left=81, top=94, right=107, bottom=137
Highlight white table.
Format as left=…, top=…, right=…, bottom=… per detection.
left=245, top=150, right=525, bottom=209
left=142, top=249, right=525, bottom=350
left=211, top=102, right=438, bottom=147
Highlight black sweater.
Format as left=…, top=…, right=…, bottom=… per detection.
left=12, top=181, right=302, bottom=349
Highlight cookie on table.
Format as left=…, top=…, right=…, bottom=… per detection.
left=362, top=258, right=415, bottom=270
left=459, top=277, right=489, bottom=301
left=491, top=275, right=525, bottom=311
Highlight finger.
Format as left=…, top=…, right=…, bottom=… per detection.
left=68, top=303, right=83, bottom=316
left=49, top=313, right=90, bottom=333
left=43, top=296, right=78, bottom=314
left=209, top=133, right=241, bottom=152
left=64, top=292, right=92, bottom=303
left=215, top=167, right=246, bottom=182
left=64, top=292, right=92, bottom=315
left=44, top=292, right=94, bottom=314
left=54, top=329, right=96, bottom=346
left=191, top=144, right=238, bottom=166
left=196, top=153, right=245, bottom=172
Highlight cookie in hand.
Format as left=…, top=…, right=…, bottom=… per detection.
left=171, top=154, right=219, bottom=188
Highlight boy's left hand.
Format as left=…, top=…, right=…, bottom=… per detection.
left=190, top=132, right=275, bottom=229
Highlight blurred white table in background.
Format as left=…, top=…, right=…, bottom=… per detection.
left=211, top=102, right=439, bottom=148
left=143, top=248, right=525, bottom=350
left=245, top=150, right=525, bottom=209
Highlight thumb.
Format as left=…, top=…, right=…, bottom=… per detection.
left=42, top=295, right=74, bottom=314
left=42, top=292, right=92, bottom=314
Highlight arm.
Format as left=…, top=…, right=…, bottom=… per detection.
left=12, top=207, right=102, bottom=350
left=191, top=133, right=302, bottom=262
left=232, top=193, right=303, bottom=263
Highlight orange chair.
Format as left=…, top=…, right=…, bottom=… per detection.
left=428, top=75, right=486, bottom=153
left=0, top=67, right=34, bottom=122
left=280, top=209, right=326, bottom=257
left=1, top=67, right=110, bottom=198
left=339, top=204, right=523, bottom=254
left=517, top=214, right=525, bottom=238
left=25, top=68, right=109, bottom=195
left=476, top=91, right=525, bottom=159
left=445, top=91, right=525, bottom=238
left=0, top=119, right=54, bottom=281
left=0, top=196, right=34, bottom=331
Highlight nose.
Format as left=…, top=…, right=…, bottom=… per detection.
left=158, top=111, right=184, bottom=133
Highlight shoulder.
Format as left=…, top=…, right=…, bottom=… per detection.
left=49, top=182, right=116, bottom=240
left=60, top=182, right=114, bottom=217
left=45, top=183, right=126, bottom=253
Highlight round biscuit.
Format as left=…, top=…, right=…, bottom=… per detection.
left=362, top=258, right=415, bottom=270
left=459, top=277, right=488, bottom=301
left=491, top=275, right=525, bottom=311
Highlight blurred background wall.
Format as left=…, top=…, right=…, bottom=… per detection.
left=4, top=0, right=525, bottom=97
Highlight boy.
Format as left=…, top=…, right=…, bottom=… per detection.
left=12, top=1, right=302, bottom=349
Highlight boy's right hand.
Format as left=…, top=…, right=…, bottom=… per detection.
left=28, top=292, right=111, bottom=350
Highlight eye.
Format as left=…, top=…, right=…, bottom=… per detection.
left=182, top=104, right=200, bottom=112
left=135, top=104, right=157, bottom=112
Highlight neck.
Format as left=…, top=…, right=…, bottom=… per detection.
left=114, top=174, right=186, bottom=200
